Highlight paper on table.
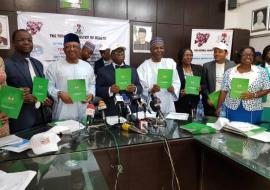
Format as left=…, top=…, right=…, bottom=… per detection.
left=132, top=111, right=156, bottom=120
left=0, top=170, right=36, bottom=190
left=49, top=120, right=85, bottom=134
left=0, top=135, right=23, bottom=148
left=166, top=112, right=189, bottom=120
left=249, top=131, right=270, bottom=143
left=1, top=139, right=30, bottom=153
left=106, top=116, right=127, bottom=126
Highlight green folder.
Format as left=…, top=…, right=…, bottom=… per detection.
left=32, top=77, right=49, bottom=102
left=208, top=91, right=220, bottom=108
left=115, top=68, right=131, bottom=90
left=0, top=86, right=24, bottom=119
left=157, top=69, right=173, bottom=89
left=230, top=78, right=249, bottom=99
left=185, top=76, right=201, bottom=95
left=67, top=79, right=86, bottom=102
left=180, top=122, right=216, bottom=135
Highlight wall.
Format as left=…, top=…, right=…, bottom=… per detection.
left=225, top=0, right=270, bottom=51
left=0, top=0, right=226, bottom=67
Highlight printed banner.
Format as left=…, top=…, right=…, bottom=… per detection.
left=17, top=12, right=130, bottom=69
left=190, top=29, right=233, bottom=65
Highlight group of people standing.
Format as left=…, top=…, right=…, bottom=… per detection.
left=0, top=29, right=270, bottom=137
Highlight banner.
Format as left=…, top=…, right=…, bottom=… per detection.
left=17, top=12, right=130, bottom=69
left=190, top=29, right=233, bottom=65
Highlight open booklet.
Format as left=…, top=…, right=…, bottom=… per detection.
left=212, top=118, right=270, bottom=142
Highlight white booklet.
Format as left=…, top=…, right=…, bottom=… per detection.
left=49, top=120, right=85, bottom=134
left=0, top=170, right=36, bottom=190
left=166, top=112, right=189, bottom=121
left=1, top=139, right=30, bottom=153
left=0, top=135, right=23, bottom=148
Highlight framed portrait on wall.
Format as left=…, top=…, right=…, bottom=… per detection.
left=133, top=25, right=152, bottom=53
left=0, top=15, right=10, bottom=49
left=60, top=0, right=91, bottom=10
left=251, top=7, right=268, bottom=32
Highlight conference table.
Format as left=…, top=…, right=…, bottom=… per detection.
left=0, top=118, right=270, bottom=190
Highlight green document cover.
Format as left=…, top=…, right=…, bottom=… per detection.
left=115, top=68, right=131, bottom=90
left=180, top=122, right=216, bottom=135
left=208, top=91, right=220, bottom=108
left=185, top=76, right=201, bottom=95
left=230, top=78, right=249, bottom=99
left=67, top=79, right=86, bottom=102
left=32, top=77, right=49, bottom=102
left=157, top=69, right=173, bottom=89
left=0, top=86, right=23, bottom=119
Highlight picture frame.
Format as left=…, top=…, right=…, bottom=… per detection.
left=251, top=7, right=268, bottom=32
left=133, top=25, right=152, bottom=53
left=59, top=0, right=91, bottom=10
left=0, top=15, right=10, bottom=50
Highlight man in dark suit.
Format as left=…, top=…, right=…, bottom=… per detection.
left=94, top=43, right=111, bottom=75
left=5, top=29, right=52, bottom=133
left=96, top=44, right=142, bottom=116
left=0, top=22, right=8, bottom=46
left=202, top=42, right=235, bottom=116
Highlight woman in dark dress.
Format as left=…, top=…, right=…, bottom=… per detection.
left=175, top=48, right=203, bottom=113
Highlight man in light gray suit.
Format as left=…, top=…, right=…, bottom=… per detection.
left=202, top=42, right=235, bottom=116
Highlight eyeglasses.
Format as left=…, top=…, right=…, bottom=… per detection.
left=64, top=45, right=80, bottom=50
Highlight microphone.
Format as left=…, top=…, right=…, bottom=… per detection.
left=114, top=93, right=124, bottom=123
left=98, top=100, right=107, bottom=122
left=86, top=103, right=95, bottom=126
left=121, top=93, right=132, bottom=117
left=150, top=93, right=165, bottom=120
left=90, top=96, right=102, bottom=106
left=121, top=123, right=147, bottom=134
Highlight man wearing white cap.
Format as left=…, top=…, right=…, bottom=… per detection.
left=202, top=42, right=235, bottom=116
left=94, top=43, right=111, bottom=75
left=137, top=37, right=181, bottom=114
left=81, top=41, right=95, bottom=62
left=96, top=44, right=142, bottom=116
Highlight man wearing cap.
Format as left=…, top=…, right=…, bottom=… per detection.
left=94, top=43, right=111, bottom=75
left=137, top=37, right=181, bottom=114
left=46, top=33, right=95, bottom=121
left=96, top=44, right=142, bottom=116
left=202, top=42, right=235, bottom=116
left=5, top=29, right=52, bottom=133
left=81, top=41, right=95, bottom=62
left=134, top=27, right=150, bottom=51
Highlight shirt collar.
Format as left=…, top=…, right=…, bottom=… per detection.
left=112, top=62, right=125, bottom=68
left=233, top=64, right=258, bottom=73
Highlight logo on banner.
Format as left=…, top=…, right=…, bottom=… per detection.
left=218, top=33, right=230, bottom=46
left=26, top=21, right=43, bottom=35
left=73, top=24, right=85, bottom=35
left=194, top=32, right=210, bottom=47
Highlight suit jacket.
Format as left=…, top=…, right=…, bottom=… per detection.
left=202, top=59, right=235, bottom=95
left=5, top=53, right=51, bottom=133
left=96, top=64, right=143, bottom=116
left=175, top=64, right=203, bottom=113
left=201, top=59, right=235, bottom=116
left=94, top=58, right=105, bottom=75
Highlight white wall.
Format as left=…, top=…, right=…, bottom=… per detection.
left=225, top=0, right=270, bottom=51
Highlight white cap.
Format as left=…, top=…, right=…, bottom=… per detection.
left=30, top=132, right=61, bottom=155
left=110, top=43, right=126, bottom=53
left=99, top=43, right=110, bottom=51
left=213, top=42, right=228, bottom=51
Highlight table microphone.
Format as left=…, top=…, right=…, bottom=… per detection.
left=86, top=103, right=95, bottom=126
left=98, top=100, right=107, bottom=122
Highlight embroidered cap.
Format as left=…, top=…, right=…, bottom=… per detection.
left=83, top=41, right=95, bottom=51
left=150, top=36, right=165, bottom=48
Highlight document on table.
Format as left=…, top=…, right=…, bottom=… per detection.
left=0, top=170, right=36, bottom=190
left=49, top=120, right=85, bottom=134
left=166, top=112, right=189, bottom=120
left=1, top=139, right=30, bottom=153
left=0, top=135, right=23, bottom=148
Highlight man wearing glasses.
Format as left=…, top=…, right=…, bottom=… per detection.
left=4, top=29, right=52, bottom=133
left=96, top=44, right=142, bottom=116
left=46, top=33, right=95, bottom=121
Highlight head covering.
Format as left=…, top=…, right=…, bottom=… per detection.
left=30, top=132, right=61, bottom=155
left=138, top=28, right=146, bottom=33
left=83, top=41, right=95, bottom=51
left=64, top=33, right=80, bottom=44
left=99, top=43, right=110, bottom=51
left=150, top=36, right=165, bottom=48
left=255, top=51, right=262, bottom=56
left=213, top=42, right=228, bottom=51
left=111, top=43, right=126, bottom=53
